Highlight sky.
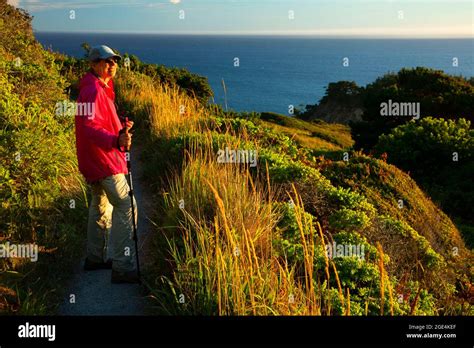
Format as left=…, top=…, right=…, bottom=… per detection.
left=7, top=0, right=474, bottom=37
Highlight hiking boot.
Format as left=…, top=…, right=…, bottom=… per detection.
left=84, top=257, right=112, bottom=271
left=111, top=269, right=140, bottom=284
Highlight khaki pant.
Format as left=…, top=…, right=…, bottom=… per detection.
left=87, top=173, right=137, bottom=272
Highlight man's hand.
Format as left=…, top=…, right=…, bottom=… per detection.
left=118, top=132, right=132, bottom=148
left=118, top=120, right=134, bottom=149
left=125, top=120, right=134, bottom=130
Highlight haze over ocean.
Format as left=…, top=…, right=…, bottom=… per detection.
left=36, top=32, right=474, bottom=114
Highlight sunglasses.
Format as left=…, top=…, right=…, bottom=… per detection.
left=104, top=58, right=118, bottom=65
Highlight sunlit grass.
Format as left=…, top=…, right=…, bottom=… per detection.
left=261, top=120, right=343, bottom=151
left=116, top=71, right=206, bottom=139
left=160, top=147, right=341, bottom=315
left=115, top=71, right=368, bottom=315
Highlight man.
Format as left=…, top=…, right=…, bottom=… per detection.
left=75, top=45, right=139, bottom=284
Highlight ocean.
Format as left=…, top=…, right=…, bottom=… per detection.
left=35, top=32, right=474, bottom=115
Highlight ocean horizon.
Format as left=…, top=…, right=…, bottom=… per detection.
left=36, top=32, right=474, bottom=115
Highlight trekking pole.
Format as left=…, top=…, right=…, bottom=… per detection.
left=124, top=117, right=141, bottom=280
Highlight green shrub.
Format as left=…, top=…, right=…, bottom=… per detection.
left=375, top=117, right=473, bottom=223
left=329, top=209, right=371, bottom=231
left=352, top=67, right=474, bottom=150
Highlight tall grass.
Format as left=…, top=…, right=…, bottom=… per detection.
left=161, top=146, right=328, bottom=315
left=115, top=70, right=205, bottom=139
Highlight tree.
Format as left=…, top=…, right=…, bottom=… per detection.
left=352, top=67, right=474, bottom=150
left=80, top=42, right=91, bottom=58
left=298, top=81, right=363, bottom=121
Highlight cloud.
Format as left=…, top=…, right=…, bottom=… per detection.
left=7, top=0, right=21, bottom=7
left=147, top=3, right=165, bottom=8
left=19, top=0, right=173, bottom=12
left=170, top=0, right=180, bottom=4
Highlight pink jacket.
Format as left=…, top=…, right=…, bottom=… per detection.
left=75, top=71, right=127, bottom=183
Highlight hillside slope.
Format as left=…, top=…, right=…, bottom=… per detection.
left=115, top=70, right=472, bottom=315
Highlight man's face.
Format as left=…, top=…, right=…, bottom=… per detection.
left=92, top=57, right=118, bottom=80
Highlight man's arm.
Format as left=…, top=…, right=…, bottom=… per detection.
left=78, top=89, right=119, bottom=151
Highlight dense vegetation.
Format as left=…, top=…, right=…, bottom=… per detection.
left=298, top=81, right=364, bottom=124
left=0, top=0, right=87, bottom=313
left=115, top=69, right=472, bottom=315
left=375, top=118, right=473, bottom=226
left=352, top=67, right=474, bottom=150
left=299, top=68, right=474, bottom=250
left=300, top=68, right=474, bottom=149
